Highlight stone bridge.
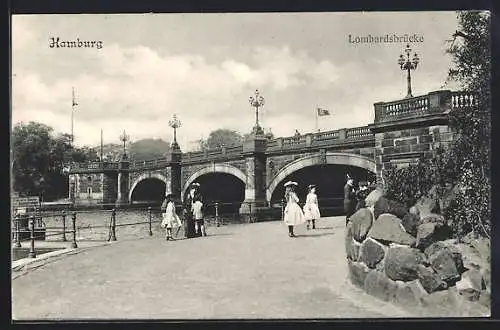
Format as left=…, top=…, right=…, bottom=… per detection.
left=67, top=90, right=475, bottom=215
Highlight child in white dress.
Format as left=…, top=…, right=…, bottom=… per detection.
left=161, top=194, right=182, bottom=240
left=283, top=181, right=305, bottom=237
left=303, top=185, right=321, bottom=230
left=192, top=198, right=206, bottom=237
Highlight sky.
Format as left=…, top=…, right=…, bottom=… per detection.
left=11, top=12, right=460, bottom=151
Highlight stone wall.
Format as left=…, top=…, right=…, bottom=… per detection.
left=345, top=190, right=490, bottom=317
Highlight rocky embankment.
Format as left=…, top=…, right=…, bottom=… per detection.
left=345, top=189, right=490, bottom=317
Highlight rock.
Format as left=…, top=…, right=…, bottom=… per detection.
left=481, top=267, right=491, bottom=291
left=413, top=193, right=440, bottom=219
left=421, top=286, right=459, bottom=311
left=420, top=213, right=447, bottom=226
left=345, top=223, right=355, bottom=260
left=384, top=246, right=426, bottom=282
left=416, top=222, right=451, bottom=250
left=402, top=212, right=420, bottom=237
left=478, top=290, right=490, bottom=308
left=416, top=264, right=447, bottom=293
left=364, top=270, right=398, bottom=302
left=364, top=188, right=383, bottom=208
left=350, top=208, right=374, bottom=242
left=427, top=249, right=462, bottom=285
left=469, top=237, right=491, bottom=264
left=359, top=237, right=386, bottom=269
left=348, top=260, right=370, bottom=288
left=374, top=197, right=408, bottom=220
left=368, top=213, right=416, bottom=246
left=456, top=269, right=485, bottom=301
left=394, top=279, right=428, bottom=307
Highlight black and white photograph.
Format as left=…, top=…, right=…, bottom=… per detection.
left=10, top=11, right=491, bottom=320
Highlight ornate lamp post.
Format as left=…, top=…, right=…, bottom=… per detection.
left=398, top=44, right=420, bottom=98
left=249, top=89, right=265, bottom=135
left=119, top=129, right=130, bottom=158
left=168, top=114, right=182, bottom=148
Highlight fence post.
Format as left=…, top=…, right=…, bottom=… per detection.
left=28, top=216, right=36, bottom=258
left=71, top=212, right=78, bottom=248
left=62, top=210, right=67, bottom=242
left=111, top=209, right=117, bottom=241
left=15, top=215, right=22, bottom=248
left=215, top=202, right=220, bottom=227
left=148, top=206, right=153, bottom=236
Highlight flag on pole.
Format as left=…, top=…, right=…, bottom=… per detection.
left=317, top=107, right=330, bottom=116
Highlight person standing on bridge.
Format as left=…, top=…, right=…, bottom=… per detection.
left=183, top=183, right=201, bottom=238
left=283, top=181, right=305, bottom=237
left=303, top=184, right=321, bottom=230
left=344, top=175, right=356, bottom=226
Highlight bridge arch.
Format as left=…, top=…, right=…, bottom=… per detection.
left=266, top=152, right=377, bottom=201
left=129, top=172, right=168, bottom=202
left=182, top=163, right=248, bottom=201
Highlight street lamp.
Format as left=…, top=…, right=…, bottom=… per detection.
left=249, top=89, right=265, bottom=135
left=398, top=44, right=420, bottom=98
left=168, top=114, right=182, bottom=148
left=119, top=130, right=130, bottom=157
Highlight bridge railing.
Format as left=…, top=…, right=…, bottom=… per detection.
left=374, top=89, right=477, bottom=123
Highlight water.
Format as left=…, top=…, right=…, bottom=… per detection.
left=40, top=209, right=248, bottom=242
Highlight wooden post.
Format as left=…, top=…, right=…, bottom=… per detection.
left=28, top=216, right=36, bottom=258
left=148, top=206, right=153, bottom=236
left=111, top=209, right=117, bottom=241
left=62, top=210, right=67, bottom=242
left=71, top=212, right=78, bottom=248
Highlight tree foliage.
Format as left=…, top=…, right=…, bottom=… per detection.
left=128, top=138, right=171, bottom=161
left=384, top=11, right=491, bottom=239
left=200, top=129, right=244, bottom=150
left=12, top=121, right=98, bottom=201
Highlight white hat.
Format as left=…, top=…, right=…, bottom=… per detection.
left=284, top=181, right=298, bottom=187
left=192, top=183, right=200, bottom=187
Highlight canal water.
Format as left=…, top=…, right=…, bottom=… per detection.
left=41, top=209, right=252, bottom=242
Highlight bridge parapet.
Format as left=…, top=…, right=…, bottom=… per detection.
left=68, top=161, right=119, bottom=173
left=374, top=90, right=477, bottom=124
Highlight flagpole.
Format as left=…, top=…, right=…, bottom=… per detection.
left=315, top=106, right=318, bottom=133
left=100, top=128, right=104, bottom=162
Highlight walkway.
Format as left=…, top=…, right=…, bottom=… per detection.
left=12, top=216, right=412, bottom=319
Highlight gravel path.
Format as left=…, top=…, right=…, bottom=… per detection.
left=12, top=216, right=412, bottom=320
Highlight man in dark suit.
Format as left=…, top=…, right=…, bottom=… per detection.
left=343, top=176, right=356, bottom=226
left=183, top=183, right=201, bottom=238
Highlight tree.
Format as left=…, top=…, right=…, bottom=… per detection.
left=202, top=129, right=244, bottom=150
left=12, top=121, right=100, bottom=201
left=128, top=138, right=171, bottom=161
left=384, top=11, right=491, bottom=239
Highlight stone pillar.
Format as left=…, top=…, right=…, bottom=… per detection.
left=239, top=134, right=268, bottom=219
left=166, top=142, right=182, bottom=204
left=102, top=172, right=118, bottom=206
left=115, top=156, right=130, bottom=207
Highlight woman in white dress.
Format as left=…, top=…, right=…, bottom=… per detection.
left=161, top=194, right=182, bottom=240
left=303, top=184, right=321, bottom=230
left=283, top=181, right=305, bottom=237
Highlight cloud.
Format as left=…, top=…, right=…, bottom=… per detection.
left=11, top=13, right=460, bottom=151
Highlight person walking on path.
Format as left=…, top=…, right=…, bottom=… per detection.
left=343, top=175, right=356, bottom=226
left=161, top=194, right=182, bottom=240
left=283, top=181, right=305, bottom=237
left=192, top=197, right=207, bottom=237
left=303, top=184, right=321, bottom=230
left=183, top=183, right=201, bottom=238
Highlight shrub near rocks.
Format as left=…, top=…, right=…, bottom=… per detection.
left=373, top=196, right=408, bottom=220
